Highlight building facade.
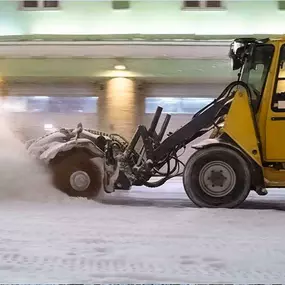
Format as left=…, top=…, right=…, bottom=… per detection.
left=1, top=0, right=285, bottom=36
left=0, top=0, right=283, bottom=161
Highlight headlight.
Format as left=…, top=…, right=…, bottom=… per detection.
left=229, top=41, right=245, bottom=70
left=233, top=41, right=243, bottom=53
left=230, top=57, right=234, bottom=70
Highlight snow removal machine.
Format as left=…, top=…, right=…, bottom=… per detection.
left=27, top=36, right=285, bottom=208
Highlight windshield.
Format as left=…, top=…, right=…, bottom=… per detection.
left=241, top=44, right=274, bottom=97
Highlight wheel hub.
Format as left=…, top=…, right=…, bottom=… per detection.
left=70, top=171, right=91, bottom=192
left=199, top=161, right=236, bottom=197
left=208, top=170, right=227, bottom=187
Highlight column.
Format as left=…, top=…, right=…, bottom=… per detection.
left=98, top=77, right=143, bottom=140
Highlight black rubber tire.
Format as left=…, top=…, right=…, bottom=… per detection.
left=183, top=146, right=251, bottom=208
left=50, top=150, right=103, bottom=199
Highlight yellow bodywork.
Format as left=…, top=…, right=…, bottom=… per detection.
left=223, top=89, right=262, bottom=166
left=221, top=38, right=285, bottom=187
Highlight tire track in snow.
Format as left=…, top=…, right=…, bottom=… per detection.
left=1, top=205, right=285, bottom=284
left=0, top=251, right=284, bottom=283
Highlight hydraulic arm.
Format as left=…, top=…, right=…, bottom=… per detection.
left=121, top=81, right=252, bottom=185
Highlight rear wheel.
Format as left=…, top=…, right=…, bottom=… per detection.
left=50, top=150, right=103, bottom=199
left=183, top=146, right=251, bottom=208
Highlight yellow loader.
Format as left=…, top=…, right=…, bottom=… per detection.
left=123, top=36, right=285, bottom=208
left=27, top=36, right=285, bottom=208
left=182, top=36, right=285, bottom=207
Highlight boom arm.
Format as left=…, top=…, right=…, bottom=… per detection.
left=153, top=97, right=229, bottom=161
left=121, top=81, right=251, bottom=184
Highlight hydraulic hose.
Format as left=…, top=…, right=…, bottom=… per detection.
left=193, top=80, right=244, bottom=119
left=143, top=81, right=255, bottom=188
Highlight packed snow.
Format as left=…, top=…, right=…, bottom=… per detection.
left=1, top=114, right=285, bottom=283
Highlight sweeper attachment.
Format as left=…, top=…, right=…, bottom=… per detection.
left=27, top=36, right=285, bottom=208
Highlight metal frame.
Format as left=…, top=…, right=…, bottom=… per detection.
left=122, top=80, right=245, bottom=184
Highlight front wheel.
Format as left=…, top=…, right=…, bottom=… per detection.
left=183, top=146, right=251, bottom=208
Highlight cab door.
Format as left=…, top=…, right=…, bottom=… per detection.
left=265, top=44, right=285, bottom=161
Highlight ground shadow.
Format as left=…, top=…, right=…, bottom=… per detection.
left=241, top=199, right=285, bottom=211
left=100, top=196, right=194, bottom=208
left=99, top=194, right=285, bottom=211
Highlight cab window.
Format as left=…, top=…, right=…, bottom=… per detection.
left=272, top=44, right=285, bottom=112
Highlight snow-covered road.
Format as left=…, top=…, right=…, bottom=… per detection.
left=1, top=183, right=285, bottom=283
left=1, top=115, right=285, bottom=283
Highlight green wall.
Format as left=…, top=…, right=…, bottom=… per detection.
left=0, top=1, right=283, bottom=36
left=0, top=58, right=235, bottom=81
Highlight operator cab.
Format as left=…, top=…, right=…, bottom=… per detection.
left=229, top=37, right=274, bottom=111
left=229, top=37, right=285, bottom=162
left=229, top=37, right=285, bottom=113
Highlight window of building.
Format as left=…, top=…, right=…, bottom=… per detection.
left=47, top=97, right=98, bottom=113
left=1, top=97, right=27, bottom=112
left=278, top=1, right=285, bottom=10
left=22, top=1, right=38, bottom=8
left=145, top=97, right=214, bottom=114
left=20, top=0, right=60, bottom=10
left=183, top=0, right=223, bottom=9
left=43, top=0, right=59, bottom=8
left=112, top=1, right=130, bottom=10
left=1, top=96, right=98, bottom=113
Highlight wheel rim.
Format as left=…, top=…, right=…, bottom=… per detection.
left=199, top=161, right=236, bottom=197
left=70, top=171, right=91, bottom=192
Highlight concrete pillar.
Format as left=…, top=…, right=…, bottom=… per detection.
left=0, top=77, right=8, bottom=110
left=98, top=77, right=143, bottom=140
left=0, top=77, right=8, bottom=97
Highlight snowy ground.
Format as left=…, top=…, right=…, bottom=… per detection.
left=2, top=187, right=285, bottom=283
left=1, top=116, right=285, bottom=283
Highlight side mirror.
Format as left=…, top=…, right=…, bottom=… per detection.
left=230, top=56, right=243, bottom=70
left=228, top=40, right=249, bottom=70
left=229, top=45, right=244, bottom=70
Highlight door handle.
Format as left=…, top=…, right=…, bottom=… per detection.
left=271, top=117, right=285, bottom=121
